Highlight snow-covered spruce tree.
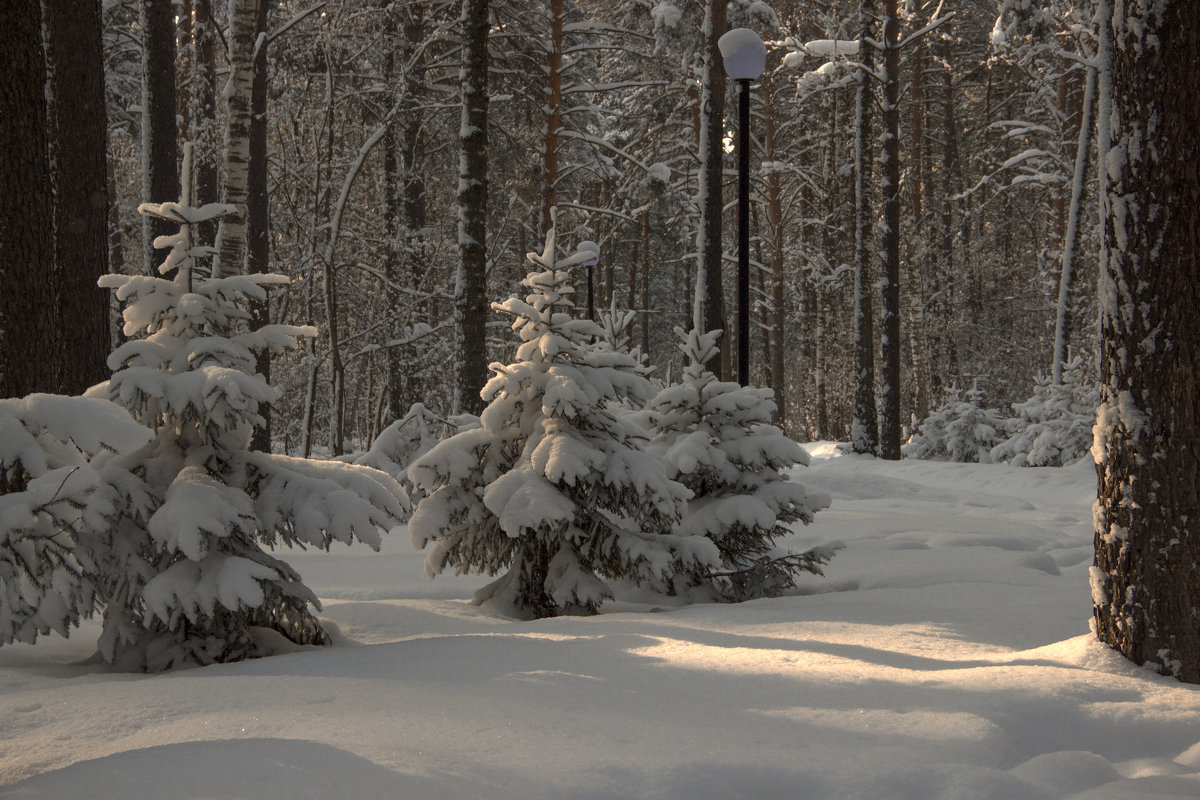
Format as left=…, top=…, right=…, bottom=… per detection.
left=642, top=327, right=834, bottom=601
left=0, top=395, right=152, bottom=646
left=89, top=184, right=408, bottom=670
left=990, top=357, right=1099, bottom=467
left=903, top=386, right=1007, bottom=463
left=408, top=230, right=718, bottom=618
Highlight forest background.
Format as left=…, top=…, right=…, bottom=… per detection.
left=0, top=0, right=1096, bottom=457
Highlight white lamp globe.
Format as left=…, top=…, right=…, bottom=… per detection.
left=576, top=240, right=600, bottom=266
left=718, top=28, right=766, bottom=80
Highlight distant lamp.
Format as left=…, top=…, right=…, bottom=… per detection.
left=718, top=28, right=765, bottom=386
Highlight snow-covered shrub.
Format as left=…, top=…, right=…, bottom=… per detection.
left=85, top=192, right=408, bottom=669
left=642, top=327, right=834, bottom=601
left=354, top=402, right=448, bottom=505
left=989, top=359, right=1098, bottom=467
left=0, top=395, right=152, bottom=645
left=408, top=229, right=718, bottom=618
left=903, top=386, right=1007, bottom=463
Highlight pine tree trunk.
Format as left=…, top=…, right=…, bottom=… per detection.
left=213, top=0, right=258, bottom=278
left=46, top=0, right=111, bottom=393
left=382, top=6, right=403, bottom=424
left=0, top=0, right=57, bottom=396
left=191, top=0, right=220, bottom=244
left=905, top=42, right=931, bottom=424
left=851, top=0, right=879, bottom=455
left=694, top=0, right=727, bottom=377
left=541, top=0, right=564, bottom=234
left=248, top=0, right=272, bottom=452
left=1092, top=0, right=1200, bottom=684
left=877, top=0, right=902, bottom=460
left=141, top=0, right=178, bottom=276
left=455, top=0, right=490, bottom=416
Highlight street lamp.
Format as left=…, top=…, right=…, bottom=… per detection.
left=577, top=240, right=600, bottom=319
left=718, top=27, right=765, bottom=386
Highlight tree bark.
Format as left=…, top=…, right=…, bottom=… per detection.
left=140, top=0, right=178, bottom=275
left=878, top=0, right=902, bottom=459
left=1092, top=0, right=1200, bottom=684
left=191, top=0, right=220, bottom=244
left=1051, top=65, right=1096, bottom=386
left=763, top=77, right=787, bottom=426
left=851, top=0, right=879, bottom=455
left=46, top=0, right=112, bottom=393
left=213, top=0, right=258, bottom=278
left=541, top=0, right=564, bottom=234
left=455, top=0, right=490, bottom=416
left=0, top=0, right=57, bottom=396
left=905, top=41, right=931, bottom=423
left=693, top=0, right=727, bottom=377
left=248, top=0, right=272, bottom=452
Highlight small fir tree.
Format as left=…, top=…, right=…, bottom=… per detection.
left=990, top=357, right=1099, bottom=466
left=642, top=327, right=835, bottom=601
left=409, top=229, right=718, bottom=618
left=87, top=172, right=408, bottom=669
left=904, top=385, right=1007, bottom=463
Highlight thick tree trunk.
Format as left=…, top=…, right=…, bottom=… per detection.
left=1092, top=0, right=1200, bottom=684
left=141, top=0, right=178, bottom=275
left=0, top=1, right=57, bottom=396
left=455, top=0, right=490, bottom=416
left=693, top=0, right=727, bottom=377
left=46, top=0, right=111, bottom=393
left=878, top=0, right=902, bottom=459
left=851, top=0, right=879, bottom=455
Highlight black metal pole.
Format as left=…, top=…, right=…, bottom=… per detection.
left=587, top=263, right=595, bottom=319
left=737, top=77, right=751, bottom=386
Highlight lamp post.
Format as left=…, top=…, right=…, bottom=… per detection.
left=718, top=28, right=765, bottom=386
left=577, top=240, right=600, bottom=319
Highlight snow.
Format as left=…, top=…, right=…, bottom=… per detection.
left=4, top=450, right=1200, bottom=799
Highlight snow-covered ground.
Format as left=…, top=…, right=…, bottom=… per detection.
left=3, top=446, right=1199, bottom=799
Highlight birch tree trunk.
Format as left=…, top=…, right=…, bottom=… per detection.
left=1051, top=65, right=1096, bottom=386
left=1092, top=0, right=1200, bottom=684
left=455, top=0, right=491, bottom=416
left=763, top=77, right=787, bottom=427
left=213, top=0, right=258, bottom=278
left=905, top=41, right=931, bottom=424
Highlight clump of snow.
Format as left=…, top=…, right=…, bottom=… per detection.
left=650, top=1, right=681, bottom=28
